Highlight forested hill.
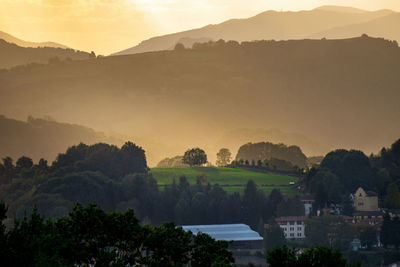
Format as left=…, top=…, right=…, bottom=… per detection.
left=0, top=39, right=93, bottom=69
left=236, top=142, right=308, bottom=169
left=1, top=36, right=400, bottom=157
left=0, top=115, right=120, bottom=162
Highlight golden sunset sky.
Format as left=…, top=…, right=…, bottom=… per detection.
left=1, top=0, right=399, bottom=54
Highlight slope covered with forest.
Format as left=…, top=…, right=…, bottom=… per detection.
left=0, top=39, right=92, bottom=69
left=0, top=115, right=119, bottom=162
left=1, top=36, right=399, bottom=159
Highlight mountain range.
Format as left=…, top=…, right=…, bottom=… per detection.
left=0, top=31, right=67, bottom=49
left=1, top=36, right=399, bottom=163
left=113, top=5, right=399, bottom=55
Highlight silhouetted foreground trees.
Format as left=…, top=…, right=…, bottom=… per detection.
left=266, top=246, right=360, bottom=267
left=0, top=202, right=234, bottom=267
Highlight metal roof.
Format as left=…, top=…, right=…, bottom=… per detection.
left=181, top=223, right=263, bottom=241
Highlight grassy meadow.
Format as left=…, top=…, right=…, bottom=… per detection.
left=150, top=167, right=298, bottom=195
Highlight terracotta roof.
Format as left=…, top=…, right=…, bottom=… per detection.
left=276, top=216, right=307, bottom=222
left=300, top=194, right=314, bottom=201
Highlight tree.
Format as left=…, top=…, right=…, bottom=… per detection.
left=16, top=156, right=33, bottom=170
left=0, top=202, right=235, bottom=267
left=183, top=148, right=207, bottom=167
left=174, top=43, right=185, bottom=51
left=359, top=225, right=377, bottom=249
left=267, top=246, right=358, bottom=267
left=264, top=219, right=286, bottom=251
left=276, top=196, right=305, bottom=217
left=384, top=183, right=400, bottom=209
left=216, top=148, right=232, bottom=167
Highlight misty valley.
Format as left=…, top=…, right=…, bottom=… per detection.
left=1, top=3, right=400, bottom=267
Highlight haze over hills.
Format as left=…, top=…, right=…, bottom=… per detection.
left=310, top=13, right=400, bottom=42
left=0, top=115, right=121, bottom=163
left=113, top=5, right=397, bottom=55
left=1, top=36, right=399, bottom=164
left=0, top=39, right=93, bottom=69
left=0, top=31, right=68, bottom=49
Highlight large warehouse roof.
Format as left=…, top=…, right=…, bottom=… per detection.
left=181, top=223, right=263, bottom=241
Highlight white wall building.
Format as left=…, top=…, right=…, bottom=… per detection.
left=300, top=194, right=314, bottom=216
left=276, top=216, right=307, bottom=239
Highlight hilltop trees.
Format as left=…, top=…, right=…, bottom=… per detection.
left=183, top=148, right=207, bottom=167
left=216, top=148, right=232, bottom=167
left=235, top=142, right=308, bottom=169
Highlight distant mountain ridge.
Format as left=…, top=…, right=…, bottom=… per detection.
left=113, top=5, right=397, bottom=55
left=0, top=31, right=68, bottom=49
left=0, top=39, right=92, bottom=69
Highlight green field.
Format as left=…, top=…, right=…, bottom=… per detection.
left=150, top=167, right=298, bottom=195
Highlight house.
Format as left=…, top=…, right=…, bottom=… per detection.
left=275, top=216, right=307, bottom=239
left=181, top=223, right=264, bottom=249
left=354, top=187, right=379, bottom=211
left=300, top=194, right=314, bottom=216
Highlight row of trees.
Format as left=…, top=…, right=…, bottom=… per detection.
left=0, top=142, right=148, bottom=185
left=0, top=202, right=234, bottom=267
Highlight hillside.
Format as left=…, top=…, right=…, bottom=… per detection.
left=310, top=13, right=400, bottom=42
left=0, top=39, right=92, bottom=69
left=113, top=6, right=395, bottom=55
left=0, top=37, right=399, bottom=159
left=150, top=167, right=298, bottom=195
left=0, top=31, right=67, bottom=49
left=0, top=115, right=120, bottom=162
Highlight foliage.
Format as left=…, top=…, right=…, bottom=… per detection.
left=266, top=246, right=358, bottom=267
left=384, top=183, right=400, bottom=209
left=236, top=142, right=308, bottom=169
left=359, top=225, right=377, bottom=249
left=0, top=203, right=234, bottom=267
left=380, top=215, right=400, bottom=248
left=276, top=196, right=305, bottom=217
left=264, top=219, right=286, bottom=251
left=156, top=155, right=188, bottom=168
left=183, top=148, right=208, bottom=167
left=216, top=148, right=232, bottom=167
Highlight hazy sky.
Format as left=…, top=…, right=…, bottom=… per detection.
left=1, top=0, right=399, bottom=54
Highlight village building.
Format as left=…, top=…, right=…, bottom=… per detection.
left=275, top=216, right=307, bottom=239
left=300, top=194, right=314, bottom=216
left=181, top=223, right=264, bottom=249
left=354, top=187, right=379, bottom=211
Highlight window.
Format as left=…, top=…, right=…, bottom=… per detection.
left=284, top=233, right=287, bottom=237
left=283, top=227, right=287, bottom=232
left=290, top=227, right=294, bottom=231
left=359, top=193, right=362, bottom=197
left=289, top=221, right=294, bottom=225
left=297, top=227, right=302, bottom=231
left=297, top=233, right=302, bottom=237
left=296, top=221, right=302, bottom=225
left=290, top=233, right=294, bottom=237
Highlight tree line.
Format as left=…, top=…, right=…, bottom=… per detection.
left=0, top=202, right=234, bottom=267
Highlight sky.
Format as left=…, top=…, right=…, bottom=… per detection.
left=1, top=0, right=399, bottom=54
